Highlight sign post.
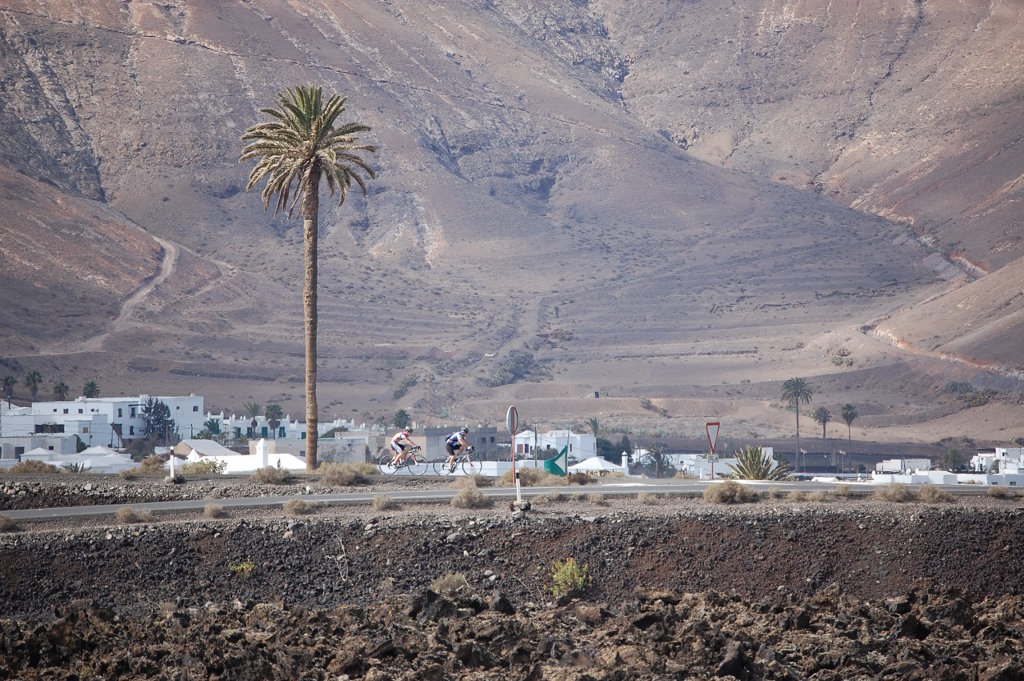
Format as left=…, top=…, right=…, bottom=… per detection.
left=705, top=421, right=720, bottom=480
left=506, top=405, right=521, bottom=505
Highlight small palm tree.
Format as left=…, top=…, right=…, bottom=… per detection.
left=812, top=406, right=832, bottom=438
left=265, top=403, right=284, bottom=439
left=53, top=381, right=70, bottom=400
left=241, top=84, right=376, bottom=470
left=82, top=381, right=100, bottom=398
left=24, top=370, right=42, bottom=400
left=780, top=377, right=812, bottom=472
left=729, top=445, right=792, bottom=480
left=245, top=402, right=263, bottom=419
left=587, top=417, right=600, bottom=438
left=2, top=375, right=16, bottom=401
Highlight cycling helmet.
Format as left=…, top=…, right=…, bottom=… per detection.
left=461, top=426, right=469, bottom=434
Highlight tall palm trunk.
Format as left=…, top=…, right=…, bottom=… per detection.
left=302, top=171, right=319, bottom=470
left=795, top=402, right=801, bottom=472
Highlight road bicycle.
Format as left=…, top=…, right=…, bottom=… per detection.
left=437, top=445, right=477, bottom=476
left=377, top=446, right=428, bottom=475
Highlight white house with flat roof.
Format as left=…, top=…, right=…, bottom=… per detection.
left=1, top=394, right=204, bottom=448
left=513, top=429, right=596, bottom=460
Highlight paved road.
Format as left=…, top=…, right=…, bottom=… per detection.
left=3, top=476, right=978, bottom=522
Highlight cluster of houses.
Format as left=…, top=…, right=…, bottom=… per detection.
left=2, top=393, right=1020, bottom=485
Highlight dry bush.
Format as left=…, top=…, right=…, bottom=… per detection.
left=637, top=492, right=660, bottom=505
left=283, top=499, right=316, bottom=516
left=373, top=494, right=399, bottom=511
left=250, top=467, right=293, bottom=485
left=451, top=474, right=492, bottom=489
left=179, top=460, right=226, bottom=476
left=917, top=485, right=955, bottom=504
left=203, top=503, right=227, bottom=519
left=118, top=469, right=137, bottom=480
left=320, top=462, right=369, bottom=486
left=500, top=468, right=562, bottom=487
left=786, top=490, right=808, bottom=502
left=0, top=514, right=19, bottom=533
left=674, top=470, right=698, bottom=480
left=587, top=493, right=607, bottom=506
left=987, top=486, right=1020, bottom=500
left=833, top=484, right=853, bottom=499
left=138, top=456, right=167, bottom=475
left=873, top=484, right=916, bottom=503
left=703, top=480, right=759, bottom=504
left=805, top=491, right=831, bottom=503
left=451, top=483, right=492, bottom=509
left=9, top=460, right=58, bottom=475
left=116, top=507, right=153, bottom=524
left=566, top=472, right=593, bottom=485
left=430, top=572, right=470, bottom=595
left=768, top=488, right=788, bottom=500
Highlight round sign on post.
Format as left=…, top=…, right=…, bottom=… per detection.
left=506, top=405, right=519, bottom=435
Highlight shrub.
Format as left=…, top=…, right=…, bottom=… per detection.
left=430, top=572, right=470, bottom=595
left=987, top=486, right=1020, bottom=500
left=203, top=503, right=227, bottom=519
left=179, top=459, right=227, bottom=476
left=229, top=558, right=256, bottom=578
left=500, top=468, right=562, bottom=487
left=566, top=472, right=593, bottom=485
left=786, top=490, right=807, bottom=502
left=9, top=460, right=58, bottom=475
left=637, top=492, right=660, bottom=505
left=320, top=462, right=369, bottom=486
left=116, top=507, right=153, bottom=524
left=0, top=514, right=19, bottom=533
left=283, top=499, right=316, bottom=516
left=917, top=485, right=955, bottom=503
left=138, top=456, right=166, bottom=475
left=550, top=557, right=591, bottom=599
left=587, top=493, right=607, bottom=505
left=250, top=467, right=292, bottom=484
left=703, top=480, right=759, bottom=504
left=118, top=469, right=137, bottom=480
left=451, top=483, right=492, bottom=509
left=833, top=484, right=853, bottom=498
left=373, top=494, right=398, bottom=511
left=729, top=445, right=792, bottom=480
left=533, top=491, right=565, bottom=504
left=61, top=462, right=89, bottom=474
left=873, top=484, right=916, bottom=503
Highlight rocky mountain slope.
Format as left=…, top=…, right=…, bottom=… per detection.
left=0, top=1, right=1021, bottom=443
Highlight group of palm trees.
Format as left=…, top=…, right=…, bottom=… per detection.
left=2, top=372, right=99, bottom=403
left=780, top=377, right=858, bottom=472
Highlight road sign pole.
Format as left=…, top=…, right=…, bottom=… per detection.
left=506, top=406, right=521, bottom=504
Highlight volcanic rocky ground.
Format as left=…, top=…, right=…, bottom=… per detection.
left=2, top=473, right=1024, bottom=680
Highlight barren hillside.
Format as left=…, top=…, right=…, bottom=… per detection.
left=0, top=1, right=1021, bottom=446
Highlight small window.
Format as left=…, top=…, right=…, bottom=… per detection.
left=63, top=408, right=68, bottom=414
left=193, top=405, right=199, bottom=412
left=14, top=446, right=24, bottom=456
left=118, top=408, right=123, bottom=417
left=83, top=427, right=90, bottom=434
left=78, top=409, right=83, bottom=414
left=129, top=426, right=135, bottom=435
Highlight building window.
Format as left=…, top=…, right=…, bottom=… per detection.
left=78, top=409, right=83, bottom=414
left=118, top=408, right=123, bottom=417
left=129, top=426, right=135, bottom=435
left=14, top=446, right=24, bottom=456
left=130, top=408, right=136, bottom=417
left=62, top=409, right=68, bottom=414
left=83, top=427, right=90, bottom=434
left=193, top=405, right=199, bottom=412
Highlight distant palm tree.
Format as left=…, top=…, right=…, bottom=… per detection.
left=841, top=403, right=857, bottom=445
left=2, top=375, right=16, bottom=401
left=24, top=370, right=42, bottom=400
left=265, top=403, right=284, bottom=439
left=82, top=381, right=100, bottom=398
left=241, top=84, right=376, bottom=470
left=812, top=406, right=832, bottom=438
left=587, top=417, right=600, bottom=438
left=53, top=381, right=70, bottom=400
left=245, top=402, right=263, bottom=419
left=781, top=377, right=813, bottom=472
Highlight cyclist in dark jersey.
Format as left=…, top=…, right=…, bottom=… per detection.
left=444, top=426, right=472, bottom=471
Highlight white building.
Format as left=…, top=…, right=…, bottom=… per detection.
left=1, top=394, right=204, bottom=447
left=875, top=458, right=932, bottom=474
left=206, top=413, right=385, bottom=462
left=513, top=429, right=596, bottom=460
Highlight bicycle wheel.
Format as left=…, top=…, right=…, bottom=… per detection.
left=410, top=452, right=428, bottom=475
left=377, top=453, right=396, bottom=474
left=460, top=455, right=478, bottom=477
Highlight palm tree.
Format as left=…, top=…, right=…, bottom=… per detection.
left=780, top=377, right=812, bottom=472
left=82, top=381, right=100, bottom=398
left=241, top=85, right=376, bottom=470
left=265, top=403, right=284, bottom=439
left=587, top=417, right=600, bottom=438
left=812, top=406, right=832, bottom=438
left=24, top=370, right=42, bottom=400
left=2, top=375, right=16, bottom=402
left=53, top=381, right=70, bottom=400
left=841, top=403, right=857, bottom=445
